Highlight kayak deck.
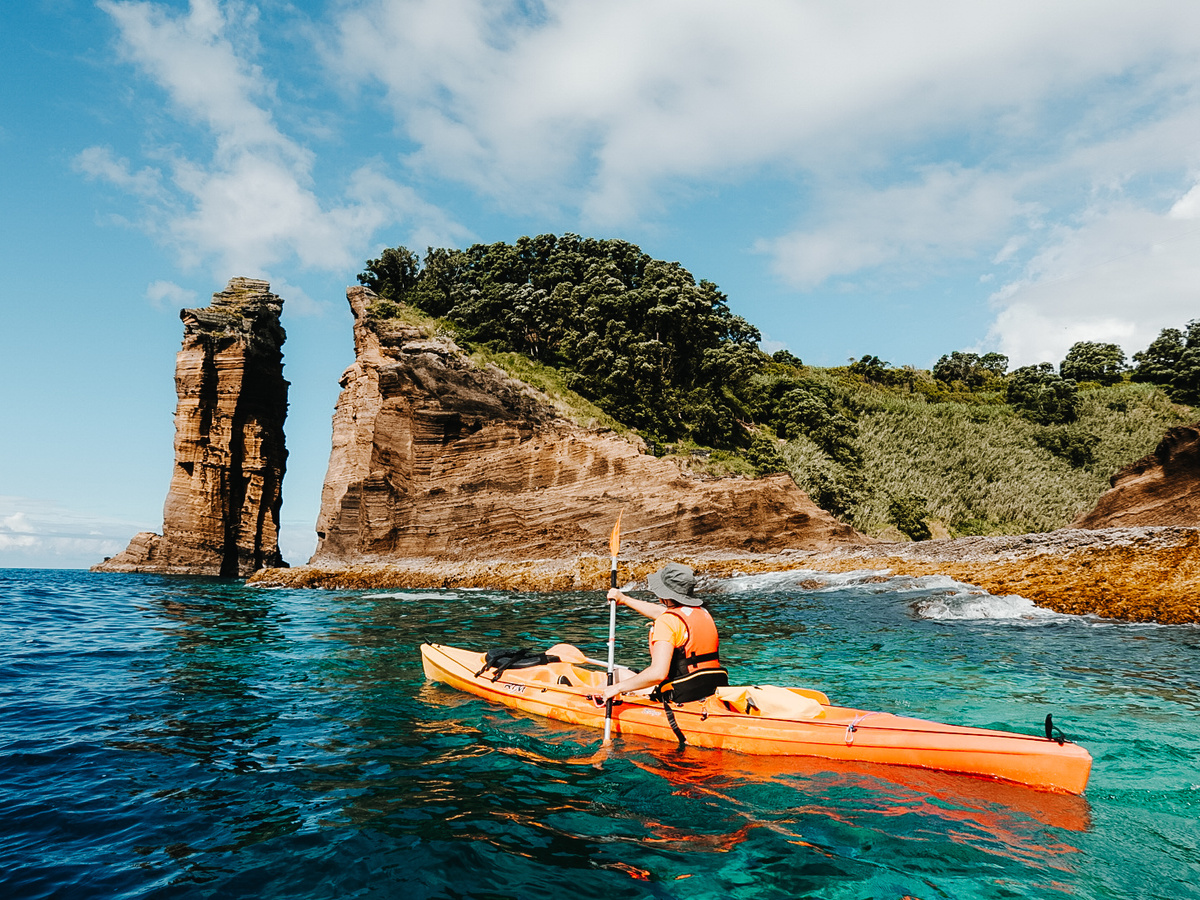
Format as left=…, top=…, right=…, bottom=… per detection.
left=420, top=642, right=1092, bottom=794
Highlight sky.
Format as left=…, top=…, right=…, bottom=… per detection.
left=4, top=0, right=1200, bottom=569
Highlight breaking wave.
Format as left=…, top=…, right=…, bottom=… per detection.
left=714, top=569, right=1082, bottom=624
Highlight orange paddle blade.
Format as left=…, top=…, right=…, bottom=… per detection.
left=609, top=512, right=623, bottom=558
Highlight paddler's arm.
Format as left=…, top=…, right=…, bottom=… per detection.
left=602, top=639, right=673, bottom=700
left=607, top=588, right=668, bottom=621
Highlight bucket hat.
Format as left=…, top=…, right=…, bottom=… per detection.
left=647, top=563, right=701, bottom=606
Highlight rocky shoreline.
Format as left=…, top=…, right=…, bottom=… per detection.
left=249, top=525, right=1200, bottom=625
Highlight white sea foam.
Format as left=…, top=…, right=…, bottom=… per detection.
left=911, top=591, right=1071, bottom=622
left=714, top=568, right=1087, bottom=624
left=364, top=591, right=461, bottom=601
left=716, top=568, right=893, bottom=594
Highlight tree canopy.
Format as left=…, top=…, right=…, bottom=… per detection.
left=1060, top=341, right=1126, bottom=385
left=360, top=235, right=763, bottom=447
left=1133, top=321, right=1200, bottom=405
left=1005, top=363, right=1080, bottom=425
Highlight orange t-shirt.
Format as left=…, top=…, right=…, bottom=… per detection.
left=649, top=612, right=688, bottom=649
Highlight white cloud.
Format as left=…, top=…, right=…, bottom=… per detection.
left=90, top=0, right=1200, bottom=362
left=758, top=167, right=1034, bottom=288
left=145, top=279, right=197, bottom=309
left=74, top=145, right=163, bottom=197
left=92, top=0, right=462, bottom=279
left=984, top=192, right=1200, bottom=366
left=0, top=497, right=140, bottom=568
left=329, top=1, right=1200, bottom=222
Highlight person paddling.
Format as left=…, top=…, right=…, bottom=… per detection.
left=601, top=563, right=729, bottom=704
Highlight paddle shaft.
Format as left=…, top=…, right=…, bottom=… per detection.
left=604, top=557, right=617, bottom=743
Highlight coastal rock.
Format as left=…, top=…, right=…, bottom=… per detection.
left=94, top=278, right=289, bottom=576
left=305, top=286, right=865, bottom=567
left=1072, top=424, right=1200, bottom=528
left=249, top=526, right=1200, bottom=623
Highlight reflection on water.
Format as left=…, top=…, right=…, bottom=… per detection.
left=1, top=570, right=1198, bottom=899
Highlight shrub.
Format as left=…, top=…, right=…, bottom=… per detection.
left=888, top=494, right=933, bottom=541
left=1005, top=363, right=1080, bottom=424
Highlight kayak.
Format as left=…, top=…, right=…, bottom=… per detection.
left=420, top=642, right=1093, bottom=795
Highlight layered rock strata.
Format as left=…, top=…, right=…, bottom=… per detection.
left=1072, top=424, right=1200, bottom=529
left=94, top=278, right=289, bottom=576
left=303, top=286, right=865, bottom=568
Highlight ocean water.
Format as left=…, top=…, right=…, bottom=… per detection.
left=1, top=568, right=1198, bottom=900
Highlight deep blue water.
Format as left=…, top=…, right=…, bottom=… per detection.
left=1, top=567, right=1198, bottom=899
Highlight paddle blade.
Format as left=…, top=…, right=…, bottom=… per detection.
left=548, top=642, right=587, bottom=665
left=548, top=642, right=612, bottom=668
left=609, top=512, right=623, bottom=557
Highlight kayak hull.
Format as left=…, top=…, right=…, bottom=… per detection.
left=420, top=642, right=1092, bottom=795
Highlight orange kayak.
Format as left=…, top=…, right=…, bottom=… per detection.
left=420, top=642, right=1092, bottom=795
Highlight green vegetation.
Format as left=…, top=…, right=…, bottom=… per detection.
left=360, top=236, right=1194, bottom=539
left=1132, top=321, right=1200, bottom=404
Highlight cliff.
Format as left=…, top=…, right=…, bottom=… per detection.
left=1072, top=424, right=1200, bottom=528
left=94, top=277, right=289, bottom=576
left=303, top=286, right=865, bottom=568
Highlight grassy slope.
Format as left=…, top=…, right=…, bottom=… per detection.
left=817, top=380, right=1191, bottom=537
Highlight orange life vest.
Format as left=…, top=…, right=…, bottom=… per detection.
left=653, top=606, right=729, bottom=703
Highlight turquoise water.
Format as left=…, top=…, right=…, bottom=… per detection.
left=1, top=568, right=1197, bottom=899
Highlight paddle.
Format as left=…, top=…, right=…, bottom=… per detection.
left=603, top=512, right=623, bottom=746
left=547, top=643, right=610, bottom=668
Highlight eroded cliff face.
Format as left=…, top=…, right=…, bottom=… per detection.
left=309, top=287, right=865, bottom=566
left=94, top=278, right=289, bottom=576
left=1073, top=424, right=1200, bottom=529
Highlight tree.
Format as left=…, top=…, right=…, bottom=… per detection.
left=1005, top=363, right=1080, bottom=424
left=1133, top=321, right=1200, bottom=405
left=746, top=431, right=788, bottom=476
left=771, top=349, right=803, bottom=369
left=933, top=350, right=1008, bottom=389
left=979, top=353, right=1009, bottom=377
left=358, top=247, right=421, bottom=300
left=1060, top=341, right=1126, bottom=385
left=848, top=354, right=890, bottom=384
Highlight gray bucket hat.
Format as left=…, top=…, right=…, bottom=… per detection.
left=647, top=563, right=702, bottom=606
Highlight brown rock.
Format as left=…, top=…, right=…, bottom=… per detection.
left=1073, top=424, right=1200, bottom=528
left=305, top=287, right=865, bottom=567
left=94, top=278, right=289, bottom=576
left=249, top=525, right=1200, bottom=623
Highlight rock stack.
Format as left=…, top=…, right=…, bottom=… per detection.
left=94, top=278, right=289, bottom=576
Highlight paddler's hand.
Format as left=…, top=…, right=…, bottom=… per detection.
left=607, top=588, right=630, bottom=605
left=602, top=682, right=622, bottom=701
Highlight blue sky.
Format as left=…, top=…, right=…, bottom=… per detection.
left=4, top=0, right=1200, bottom=569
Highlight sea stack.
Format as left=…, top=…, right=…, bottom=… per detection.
left=94, top=277, right=289, bottom=576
